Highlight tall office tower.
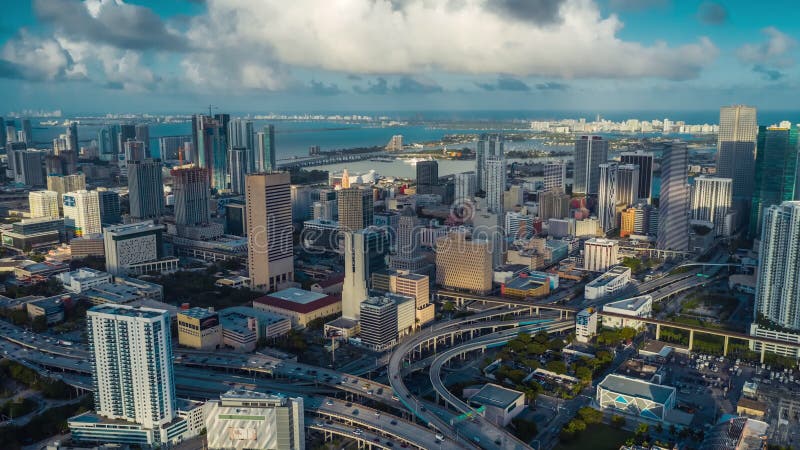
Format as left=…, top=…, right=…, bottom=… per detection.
left=691, top=176, right=733, bottom=236
left=657, top=142, right=690, bottom=251
left=435, top=230, right=493, bottom=294
left=122, top=140, right=146, bottom=169
left=291, top=185, right=314, bottom=223
left=97, top=126, right=113, bottom=161
left=0, top=116, right=5, bottom=147
left=214, top=113, right=230, bottom=147
left=66, top=122, right=78, bottom=151
left=389, top=207, right=425, bottom=271
left=47, top=173, right=86, bottom=206
left=485, top=156, right=506, bottom=214
left=716, top=106, right=757, bottom=201
left=395, top=273, right=434, bottom=327
left=5, top=141, right=25, bottom=179
left=342, top=229, right=388, bottom=320
left=157, top=136, right=191, bottom=161
left=505, top=211, right=534, bottom=240
left=616, top=164, right=640, bottom=207
left=86, top=304, right=176, bottom=429
left=224, top=201, right=247, bottom=236
left=476, top=133, right=504, bottom=191
left=171, top=167, right=210, bottom=227
left=204, top=391, right=305, bottom=450
left=359, top=296, right=398, bottom=350
left=134, top=124, right=149, bottom=154
left=583, top=238, right=619, bottom=272
left=538, top=190, right=570, bottom=221
left=13, top=150, right=45, bottom=186
left=255, top=125, right=277, bottom=172
left=44, top=154, right=63, bottom=176
left=245, top=172, right=293, bottom=292
left=749, top=125, right=799, bottom=238
left=228, top=147, right=247, bottom=194
left=21, top=119, right=32, bottom=144
left=543, top=161, right=567, bottom=192
left=228, top=119, right=256, bottom=173
left=597, top=163, right=618, bottom=233
left=103, top=221, right=166, bottom=275
left=755, top=201, right=800, bottom=330
left=96, top=188, right=121, bottom=224
left=127, top=159, right=164, bottom=220
left=29, top=190, right=60, bottom=219
left=574, top=135, right=608, bottom=195
left=454, top=171, right=477, bottom=200
left=338, top=187, right=373, bottom=232
left=116, top=124, right=136, bottom=167
left=416, top=159, right=438, bottom=186
left=53, top=135, right=68, bottom=154
left=193, top=115, right=226, bottom=189
left=63, top=190, right=101, bottom=236
left=5, top=119, right=16, bottom=144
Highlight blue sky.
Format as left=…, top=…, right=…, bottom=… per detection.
left=1, top=0, right=799, bottom=115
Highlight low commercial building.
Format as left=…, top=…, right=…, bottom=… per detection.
left=748, top=324, right=800, bottom=359
left=597, top=374, right=676, bottom=422
left=55, top=268, right=112, bottom=293
left=82, top=278, right=163, bottom=306
left=736, top=398, right=768, bottom=419
left=69, top=234, right=105, bottom=259
left=68, top=409, right=202, bottom=448
left=1, top=217, right=65, bottom=252
left=501, top=270, right=559, bottom=299
left=14, top=261, right=69, bottom=281
left=463, top=383, right=526, bottom=427
left=218, top=306, right=292, bottom=352
left=253, top=287, right=341, bottom=329
left=26, top=294, right=71, bottom=324
left=584, top=266, right=631, bottom=300
left=700, top=417, right=768, bottom=450
left=204, top=390, right=305, bottom=450
left=214, top=275, right=250, bottom=288
left=177, top=307, right=223, bottom=350
left=602, top=295, right=653, bottom=330
left=575, top=308, right=598, bottom=343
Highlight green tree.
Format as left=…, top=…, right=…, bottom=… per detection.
left=577, top=406, right=602, bottom=424
left=611, top=414, right=626, bottom=429
left=546, top=360, right=567, bottom=374
left=575, top=366, right=592, bottom=381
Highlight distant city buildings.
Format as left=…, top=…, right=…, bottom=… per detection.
left=574, top=135, right=608, bottom=195
left=620, top=151, right=654, bottom=203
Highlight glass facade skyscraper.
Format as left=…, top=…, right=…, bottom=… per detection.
left=657, top=141, right=689, bottom=251
left=755, top=201, right=800, bottom=330
left=749, top=125, right=799, bottom=238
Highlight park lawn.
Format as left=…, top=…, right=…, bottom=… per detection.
left=555, top=423, right=631, bottom=450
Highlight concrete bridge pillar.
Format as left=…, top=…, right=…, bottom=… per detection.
left=760, top=345, right=766, bottom=364
left=723, top=336, right=729, bottom=356
left=688, top=330, right=695, bottom=351
left=655, top=323, right=661, bottom=340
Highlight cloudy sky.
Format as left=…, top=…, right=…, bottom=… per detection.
left=1, top=0, right=799, bottom=114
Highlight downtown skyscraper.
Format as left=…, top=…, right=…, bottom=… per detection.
left=484, top=155, right=506, bottom=214
left=192, top=115, right=227, bottom=190
left=690, top=176, right=733, bottom=237
left=228, top=118, right=255, bottom=173
left=127, top=159, right=164, bottom=220
left=620, top=151, right=654, bottom=203
left=245, top=172, right=293, bottom=292
left=171, top=166, right=210, bottom=227
left=657, top=142, right=690, bottom=251
left=574, top=135, right=608, bottom=195
left=597, top=163, right=618, bottom=233
left=716, top=106, right=758, bottom=202
left=754, top=201, right=800, bottom=331
left=749, top=125, right=799, bottom=238
left=256, top=125, right=277, bottom=172
left=476, top=133, right=504, bottom=192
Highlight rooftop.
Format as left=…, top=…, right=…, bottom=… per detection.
left=88, top=303, right=168, bottom=319
left=254, top=289, right=340, bottom=314
left=468, top=383, right=524, bottom=409
left=604, top=295, right=652, bottom=313
left=179, top=307, right=218, bottom=320
left=83, top=283, right=141, bottom=304
left=266, top=287, right=326, bottom=304
left=598, top=374, right=675, bottom=405
left=219, top=306, right=288, bottom=333
left=587, top=266, right=631, bottom=288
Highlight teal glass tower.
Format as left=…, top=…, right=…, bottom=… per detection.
left=749, top=125, right=799, bottom=238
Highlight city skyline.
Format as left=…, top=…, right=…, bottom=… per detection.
left=1, top=1, right=800, bottom=113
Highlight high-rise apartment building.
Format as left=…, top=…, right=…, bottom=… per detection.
left=21, top=119, right=32, bottom=144
left=657, top=142, right=690, bottom=251
left=157, top=135, right=192, bottom=161
left=255, top=125, right=276, bottom=172
left=228, top=147, right=247, bottom=194
left=454, top=171, right=477, bottom=201
left=716, top=106, right=758, bottom=202
left=47, top=173, right=86, bottom=205
left=337, top=187, right=373, bottom=232
left=754, top=202, right=800, bottom=331
left=29, top=190, right=60, bottom=219
left=13, top=150, right=45, bottom=186
left=171, top=166, right=210, bottom=227
left=245, top=172, right=294, bottom=292
left=749, top=125, right=799, bottom=238
left=598, top=163, right=618, bottom=233
left=389, top=207, right=425, bottom=271
left=116, top=124, right=136, bottom=165
left=538, top=190, right=570, bottom=221
left=435, top=230, right=493, bottom=294
left=583, top=238, right=619, bottom=272
left=66, top=122, right=78, bottom=152
left=621, top=152, right=654, bottom=202
left=574, top=135, right=608, bottom=195
left=691, top=176, right=733, bottom=236
left=228, top=119, right=256, bottom=173
left=63, top=190, right=101, bottom=236
left=86, top=304, right=176, bottom=429
left=127, top=159, right=164, bottom=220
left=134, top=124, right=149, bottom=154
left=359, top=296, right=398, bottom=351
left=204, top=390, right=305, bottom=450
left=193, top=115, right=226, bottom=189
left=476, top=133, right=504, bottom=192
left=543, top=161, right=567, bottom=192
left=485, top=156, right=506, bottom=214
